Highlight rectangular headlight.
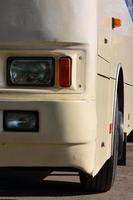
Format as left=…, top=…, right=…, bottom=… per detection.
left=3, top=111, right=39, bottom=132
left=7, top=57, right=55, bottom=86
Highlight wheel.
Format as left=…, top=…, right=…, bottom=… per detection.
left=79, top=98, right=119, bottom=193
left=117, top=111, right=124, bottom=161
left=117, top=110, right=127, bottom=166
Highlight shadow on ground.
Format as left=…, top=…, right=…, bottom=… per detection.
left=0, top=171, right=88, bottom=197
left=127, top=131, right=133, bottom=142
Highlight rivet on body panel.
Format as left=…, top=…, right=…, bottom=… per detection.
left=79, top=56, right=82, bottom=60
left=104, top=38, right=108, bottom=44
left=101, top=142, right=105, bottom=148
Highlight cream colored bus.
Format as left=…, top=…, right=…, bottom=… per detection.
left=0, top=0, right=132, bottom=193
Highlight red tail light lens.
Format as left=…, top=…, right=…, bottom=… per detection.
left=58, top=57, right=72, bottom=87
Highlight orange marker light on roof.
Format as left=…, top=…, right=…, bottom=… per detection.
left=112, top=17, right=122, bottom=29
left=58, top=57, right=72, bottom=87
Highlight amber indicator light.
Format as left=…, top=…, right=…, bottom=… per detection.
left=58, top=57, right=72, bottom=87
left=112, top=18, right=122, bottom=29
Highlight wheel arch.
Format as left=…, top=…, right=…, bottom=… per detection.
left=117, top=67, right=124, bottom=115
left=113, top=64, right=124, bottom=124
left=111, top=64, right=124, bottom=151
left=113, top=64, right=126, bottom=165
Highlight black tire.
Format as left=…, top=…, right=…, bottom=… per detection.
left=117, top=111, right=124, bottom=161
left=79, top=98, right=119, bottom=193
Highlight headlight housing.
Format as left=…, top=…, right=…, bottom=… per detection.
left=7, top=57, right=55, bottom=86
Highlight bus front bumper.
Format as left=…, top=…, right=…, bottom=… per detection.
left=0, top=100, right=96, bottom=174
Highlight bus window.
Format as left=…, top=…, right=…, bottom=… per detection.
left=125, top=0, right=133, bottom=20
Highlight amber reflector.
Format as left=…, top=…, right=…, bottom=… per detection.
left=58, top=57, right=72, bottom=87
left=112, top=18, right=122, bottom=29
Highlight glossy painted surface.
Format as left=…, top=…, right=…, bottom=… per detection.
left=0, top=0, right=92, bottom=43
left=0, top=0, right=132, bottom=177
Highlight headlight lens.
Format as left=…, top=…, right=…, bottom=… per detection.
left=7, top=57, right=55, bottom=86
left=4, top=111, right=39, bottom=132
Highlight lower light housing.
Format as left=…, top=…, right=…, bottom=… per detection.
left=3, top=111, right=39, bottom=132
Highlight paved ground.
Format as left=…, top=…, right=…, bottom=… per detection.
left=0, top=144, right=132, bottom=200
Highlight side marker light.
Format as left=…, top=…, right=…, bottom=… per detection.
left=112, top=18, right=122, bottom=29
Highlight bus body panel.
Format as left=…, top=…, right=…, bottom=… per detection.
left=0, top=100, right=96, bottom=144
left=0, top=0, right=94, bottom=44
left=95, top=58, right=112, bottom=174
left=97, top=0, right=112, bottom=62
left=110, top=0, right=133, bottom=135
left=0, top=143, right=96, bottom=175
left=0, top=0, right=132, bottom=179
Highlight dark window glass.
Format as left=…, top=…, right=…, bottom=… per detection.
left=125, top=0, right=133, bottom=20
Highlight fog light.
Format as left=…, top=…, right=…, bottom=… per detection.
left=3, top=111, right=39, bottom=132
